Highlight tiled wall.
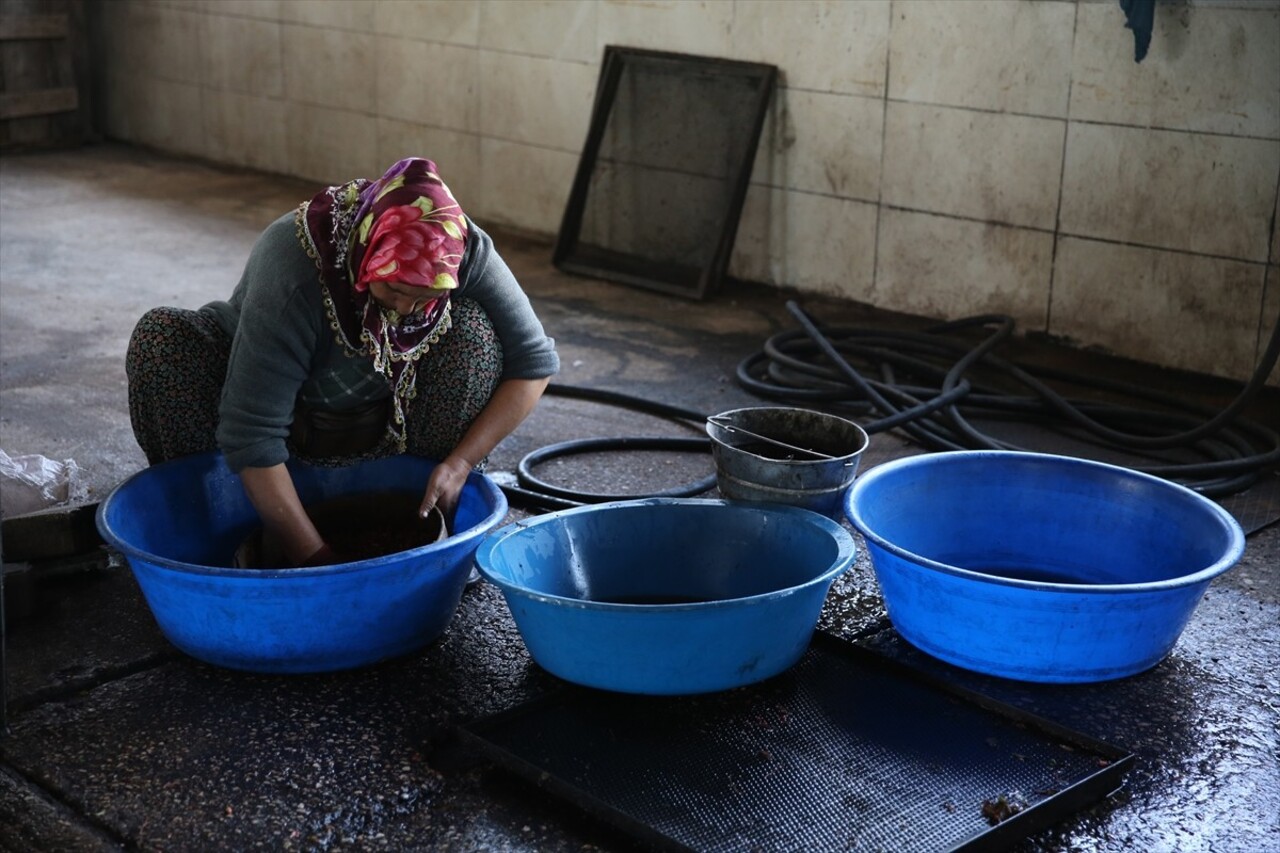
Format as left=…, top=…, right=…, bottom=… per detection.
left=92, top=0, right=1280, bottom=385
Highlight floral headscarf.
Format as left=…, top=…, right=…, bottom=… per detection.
left=295, top=158, right=469, bottom=449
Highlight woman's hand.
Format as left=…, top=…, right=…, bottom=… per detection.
left=418, top=376, right=550, bottom=523
left=239, top=463, right=326, bottom=567
left=420, top=454, right=473, bottom=523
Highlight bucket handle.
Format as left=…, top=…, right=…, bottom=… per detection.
left=706, top=416, right=838, bottom=461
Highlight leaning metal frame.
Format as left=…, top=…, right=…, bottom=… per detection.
left=553, top=46, right=778, bottom=300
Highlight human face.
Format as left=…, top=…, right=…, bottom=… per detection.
left=366, top=280, right=440, bottom=319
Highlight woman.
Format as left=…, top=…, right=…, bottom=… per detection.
left=126, top=158, right=558, bottom=567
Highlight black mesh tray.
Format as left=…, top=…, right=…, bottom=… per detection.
left=553, top=46, right=777, bottom=300
left=460, top=632, right=1132, bottom=852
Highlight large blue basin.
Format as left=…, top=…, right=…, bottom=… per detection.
left=475, top=498, right=857, bottom=695
left=96, top=451, right=507, bottom=673
left=844, top=450, right=1245, bottom=683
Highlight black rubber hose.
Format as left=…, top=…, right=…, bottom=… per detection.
left=506, top=303, right=1277, bottom=508
left=544, top=383, right=708, bottom=423
left=500, top=384, right=715, bottom=511
left=516, top=436, right=715, bottom=503
left=736, top=300, right=1280, bottom=497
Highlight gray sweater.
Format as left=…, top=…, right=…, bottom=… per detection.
left=200, top=213, right=559, bottom=472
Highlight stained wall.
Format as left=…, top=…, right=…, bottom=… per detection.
left=90, top=0, right=1280, bottom=384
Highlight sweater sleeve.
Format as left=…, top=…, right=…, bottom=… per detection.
left=214, top=216, right=326, bottom=472
left=456, top=221, right=560, bottom=380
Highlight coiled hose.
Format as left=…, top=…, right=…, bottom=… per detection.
left=737, top=301, right=1280, bottom=498
left=503, top=384, right=713, bottom=511
left=505, top=302, right=1278, bottom=509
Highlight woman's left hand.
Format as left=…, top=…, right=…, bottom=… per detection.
left=419, top=454, right=473, bottom=523
left=419, top=376, right=551, bottom=525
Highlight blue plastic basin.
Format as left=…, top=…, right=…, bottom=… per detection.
left=844, top=450, right=1245, bottom=683
left=96, top=451, right=507, bottom=674
left=474, top=498, right=857, bottom=695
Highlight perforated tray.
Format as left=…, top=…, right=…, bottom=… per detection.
left=461, top=632, right=1132, bottom=852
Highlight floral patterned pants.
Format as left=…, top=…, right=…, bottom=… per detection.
left=125, top=298, right=503, bottom=468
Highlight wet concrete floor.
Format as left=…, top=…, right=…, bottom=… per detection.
left=1, top=145, right=1278, bottom=851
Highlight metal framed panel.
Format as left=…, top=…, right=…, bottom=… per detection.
left=554, top=46, right=778, bottom=300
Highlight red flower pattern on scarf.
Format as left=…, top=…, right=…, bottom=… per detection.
left=356, top=204, right=455, bottom=291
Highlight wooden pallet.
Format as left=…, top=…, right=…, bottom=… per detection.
left=0, top=0, right=89, bottom=151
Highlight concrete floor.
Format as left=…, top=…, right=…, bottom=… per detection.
left=1, top=144, right=1278, bottom=852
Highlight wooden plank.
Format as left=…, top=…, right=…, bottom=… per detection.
left=0, top=14, right=69, bottom=41
left=0, top=86, right=78, bottom=120
left=0, top=2, right=87, bottom=149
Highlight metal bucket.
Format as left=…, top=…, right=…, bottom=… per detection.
left=706, top=406, right=869, bottom=519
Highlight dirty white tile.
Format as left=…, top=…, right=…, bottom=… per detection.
left=121, top=4, right=202, bottom=84
left=134, top=78, right=209, bottom=159
left=764, top=89, right=882, bottom=202
left=476, top=138, right=578, bottom=234
left=480, top=0, right=598, bottom=62
left=376, top=118, right=482, bottom=209
left=875, top=208, right=1052, bottom=328
left=1053, top=237, right=1266, bottom=381
left=727, top=182, right=778, bottom=285
left=376, top=38, right=479, bottom=134
left=598, top=0, right=733, bottom=61
left=1072, top=4, right=1280, bottom=138
left=200, top=0, right=281, bottom=18
left=277, top=0, right=375, bottom=31
left=96, top=3, right=139, bottom=77
left=98, top=69, right=140, bottom=142
left=203, top=91, right=289, bottom=175
left=733, top=0, right=890, bottom=97
left=477, top=52, right=596, bottom=151
left=889, top=0, right=1074, bottom=117
left=789, top=191, right=879, bottom=300
left=882, top=102, right=1065, bottom=229
left=733, top=187, right=877, bottom=300
left=743, top=95, right=787, bottom=195
left=372, top=0, right=479, bottom=45
left=284, top=102, right=383, bottom=185
left=281, top=23, right=377, bottom=112
left=199, top=14, right=284, bottom=97
left=158, top=6, right=205, bottom=84
left=1060, top=123, right=1279, bottom=262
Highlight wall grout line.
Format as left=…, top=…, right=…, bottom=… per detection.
left=871, top=0, right=896, bottom=304
left=1047, top=1, right=1085, bottom=337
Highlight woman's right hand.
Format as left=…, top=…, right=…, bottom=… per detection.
left=239, top=463, right=327, bottom=567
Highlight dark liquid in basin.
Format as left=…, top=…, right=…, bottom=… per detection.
left=235, top=491, right=446, bottom=568
left=319, top=492, right=444, bottom=558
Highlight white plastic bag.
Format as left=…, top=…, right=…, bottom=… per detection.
left=0, top=449, right=89, bottom=517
